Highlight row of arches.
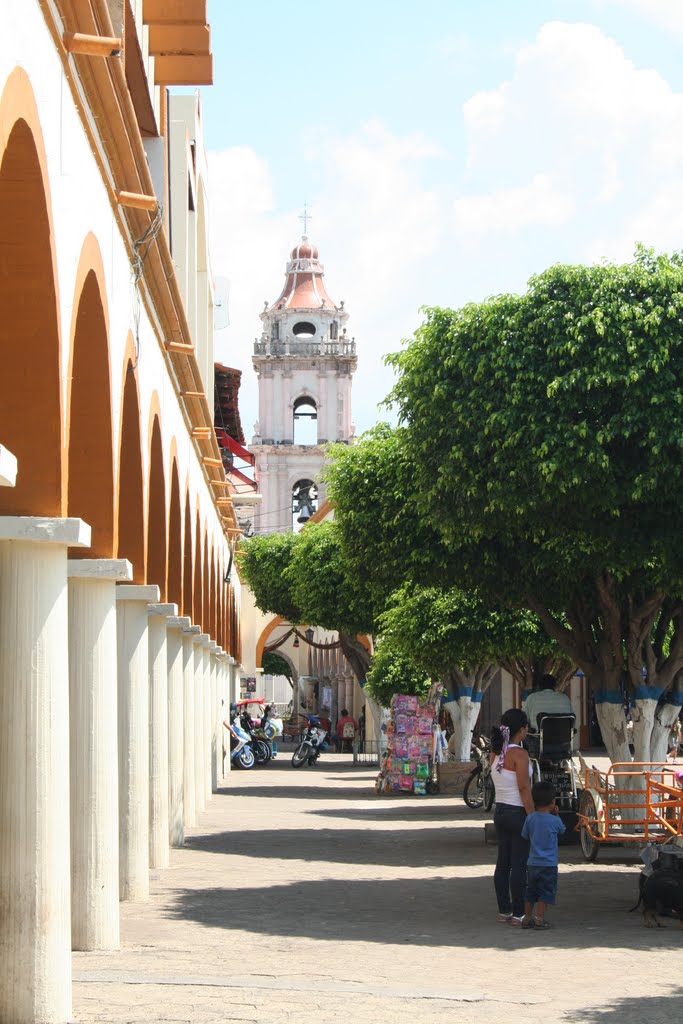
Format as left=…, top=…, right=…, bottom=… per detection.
left=0, top=66, right=238, bottom=655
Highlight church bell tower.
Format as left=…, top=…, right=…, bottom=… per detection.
left=251, top=233, right=357, bottom=533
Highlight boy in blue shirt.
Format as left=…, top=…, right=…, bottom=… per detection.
left=521, top=780, right=565, bottom=929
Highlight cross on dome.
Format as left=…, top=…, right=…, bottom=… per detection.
left=298, top=202, right=312, bottom=237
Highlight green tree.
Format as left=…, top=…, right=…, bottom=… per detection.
left=373, top=583, right=571, bottom=759
left=262, top=652, right=292, bottom=679
left=388, top=249, right=683, bottom=761
left=237, top=522, right=375, bottom=687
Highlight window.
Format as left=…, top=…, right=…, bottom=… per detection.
left=292, top=321, right=316, bottom=338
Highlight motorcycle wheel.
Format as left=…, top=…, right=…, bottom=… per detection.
left=291, top=742, right=310, bottom=768
left=463, top=767, right=484, bottom=809
left=483, top=772, right=495, bottom=812
left=253, top=738, right=271, bottom=765
left=236, top=746, right=255, bottom=770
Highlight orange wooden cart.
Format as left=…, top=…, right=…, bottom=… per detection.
left=577, top=759, right=683, bottom=861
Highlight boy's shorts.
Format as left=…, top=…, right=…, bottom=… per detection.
left=525, top=865, right=558, bottom=905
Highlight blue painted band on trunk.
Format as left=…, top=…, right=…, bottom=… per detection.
left=664, top=691, right=683, bottom=707
left=445, top=688, right=484, bottom=703
left=633, top=686, right=665, bottom=701
left=593, top=690, right=624, bottom=705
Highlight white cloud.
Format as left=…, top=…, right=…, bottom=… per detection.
left=454, top=173, right=574, bottom=236
left=453, top=21, right=683, bottom=260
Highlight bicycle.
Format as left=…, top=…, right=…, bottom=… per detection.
left=463, top=736, right=495, bottom=811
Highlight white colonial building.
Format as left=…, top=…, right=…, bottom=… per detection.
left=251, top=236, right=358, bottom=533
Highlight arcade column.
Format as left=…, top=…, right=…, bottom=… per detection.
left=0, top=516, right=90, bottom=1024
left=116, top=584, right=160, bottom=901
left=181, top=624, right=200, bottom=827
left=167, top=615, right=190, bottom=847
left=68, top=558, right=132, bottom=952
left=148, top=603, right=177, bottom=870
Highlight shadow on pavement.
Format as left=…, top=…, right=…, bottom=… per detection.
left=166, top=871, right=676, bottom=951
left=185, top=825, right=484, bottom=867
left=565, top=989, right=683, bottom=1023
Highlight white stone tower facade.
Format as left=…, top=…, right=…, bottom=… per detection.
left=251, top=236, right=357, bottom=533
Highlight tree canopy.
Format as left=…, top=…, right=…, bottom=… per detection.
left=382, top=249, right=683, bottom=759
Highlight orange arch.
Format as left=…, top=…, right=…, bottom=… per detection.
left=168, top=457, right=182, bottom=610
left=147, top=409, right=167, bottom=599
left=66, top=234, right=115, bottom=555
left=0, top=67, right=63, bottom=516
left=182, top=487, right=193, bottom=617
left=255, top=615, right=286, bottom=668
left=193, top=506, right=203, bottom=626
left=116, top=341, right=145, bottom=581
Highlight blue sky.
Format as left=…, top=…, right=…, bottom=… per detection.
left=198, top=0, right=683, bottom=437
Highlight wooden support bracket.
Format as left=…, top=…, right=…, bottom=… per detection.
left=165, top=341, right=195, bottom=353
left=63, top=32, right=122, bottom=57
left=116, top=190, right=158, bottom=212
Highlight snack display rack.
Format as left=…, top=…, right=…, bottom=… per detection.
left=375, top=684, right=442, bottom=795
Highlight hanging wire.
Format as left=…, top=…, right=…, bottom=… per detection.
left=130, top=203, right=164, bottom=368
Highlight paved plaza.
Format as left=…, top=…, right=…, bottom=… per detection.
left=73, top=756, right=683, bottom=1024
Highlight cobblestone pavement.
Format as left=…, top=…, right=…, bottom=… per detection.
left=73, top=756, right=683, bottom=1024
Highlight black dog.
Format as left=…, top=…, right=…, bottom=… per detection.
left=630, top=869, right=683, bottom=928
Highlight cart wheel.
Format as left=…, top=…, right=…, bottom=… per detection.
left=579, top=790, right=600, bottom=862
left=426, top=778, right=439, bottom=795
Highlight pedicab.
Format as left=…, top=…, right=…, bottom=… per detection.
left=576, top=758, right=683, bottom=861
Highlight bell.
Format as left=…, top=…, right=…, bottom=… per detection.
left=293, top=635, right=300, bottom=648
left=296, top=503, right=312, bottom=524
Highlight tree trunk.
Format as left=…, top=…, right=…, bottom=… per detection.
left=443, top=696, right=481, bottom=761
left=338, top=631, right=371, bottom=686
left=594, top=699, right=631, bottom=764
left=651, top=700, right=681, bottom=763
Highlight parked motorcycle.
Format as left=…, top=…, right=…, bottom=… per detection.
left=227, top=706, right=255, bottom=769
left=291, top=714, right=328, bottom=768
left=239, top=707, right=272, bottom=765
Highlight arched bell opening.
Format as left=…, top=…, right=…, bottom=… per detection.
left=293, top=396, right=317, bottom=446
left=292, top=478, right=318, bottom=532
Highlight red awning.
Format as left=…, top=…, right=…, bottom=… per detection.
left=228, top=465, right=257, bottom=489
left=215, top=428, right=255, bottom=466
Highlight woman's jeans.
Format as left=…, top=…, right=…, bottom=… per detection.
left=493, top=803, right=529, bottom=917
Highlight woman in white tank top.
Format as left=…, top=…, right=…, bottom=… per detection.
left=490, top=708, right=535, bottom=924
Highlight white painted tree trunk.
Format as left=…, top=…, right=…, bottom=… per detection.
left=443, top=697, right=481, bottom=761
left=594, top=701, right=631, bottom=763
left=651, top=702, right=681, bottom=763
left=631, top=698, right=659, bottom=764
